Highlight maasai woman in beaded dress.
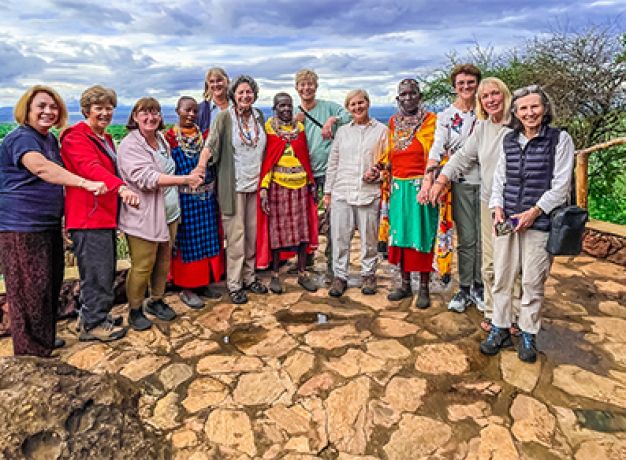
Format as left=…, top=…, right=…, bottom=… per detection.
left=257, top=93, right=318, bottom=294
left=382, top=79, right=438, bottom=309
left=165, top=97, right=224, bottom=309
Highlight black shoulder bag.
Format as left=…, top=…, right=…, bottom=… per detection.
left=545, top=130, right=588, bottom=256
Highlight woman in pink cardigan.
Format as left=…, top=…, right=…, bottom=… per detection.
left=118, top=97, right=203, bottom=331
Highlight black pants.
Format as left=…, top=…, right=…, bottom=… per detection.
left=70, top=229, right=116, bottom=328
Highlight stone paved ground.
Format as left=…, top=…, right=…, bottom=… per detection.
left=1, top=236, right=625, bottom=459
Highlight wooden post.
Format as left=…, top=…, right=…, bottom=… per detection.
left=576, top=151, right=589, bottom=209
left=574, top=137, right=626, bottom=210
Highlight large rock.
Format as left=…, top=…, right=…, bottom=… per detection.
left=426, top=311, right=476, bottom=339
left=383, top=415, right=452, bottom=459
left=465, top=424, right=519, bottom=460
left=234, top=327, right=299, bottom=358
left=283, top=350, right=315, bottom=384
left=414, top=343, right=470, bottom=375
left=371, top=317, right=419, bottom=338
left=196, top=354, right=263, bottom=374
left=304, top=324, right=371, bottom=350
left=553, top=364, right=626, bottom=408
left=575, top=439, right=626, bottom=459
left=382, top=377, right=428, bottom=413
left=182, top=378, right=228, bottom=413
left=233, top=370, right=292, bottom=406
left=510, top=395, right=555, bottom=447
left=0, top=357, right=168, bottom=459
left=204, top=409, right=256, bottom=457
left=500, top=351, right=541, bottom=392
left=159, top=363, right=193, bottom=391
left=324, top=349, right=386, bottom=377
left=325, top=376, right=371, bottom=455
left=365, top=339, right=411, bottom=360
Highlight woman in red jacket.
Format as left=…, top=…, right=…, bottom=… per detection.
left=61, top=85, right=139, bottom=342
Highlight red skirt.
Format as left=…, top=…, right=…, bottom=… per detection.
left=170, top=252, right=224, bottom=289
left=388, top=246, right=434, bottom=272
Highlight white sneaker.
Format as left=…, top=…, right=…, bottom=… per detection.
left=471, top=286, right=486, bottom=312
left=448, top=289, right=473, bottom=313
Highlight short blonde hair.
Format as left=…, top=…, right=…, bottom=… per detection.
left=203, top=67, right=229, bottom=101
left=476, top=77, right=512, bottom=124
left=80, top=85, right=117, bottom=117
left=295, top=69, right=318, bottom=86
left=14, top=85, right=68, bottom=129
left=344, top=89, right=370, bottom=110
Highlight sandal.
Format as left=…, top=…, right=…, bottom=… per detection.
left=229, top=289, right=248, bottom=304
left=480, top=318, right=492, bottom=332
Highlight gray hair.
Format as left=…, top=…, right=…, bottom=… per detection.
left=509, top=84, right=555, bottom=131
left=228, top=75, right=259, bottom=106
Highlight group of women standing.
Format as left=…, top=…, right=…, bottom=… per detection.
left=0, top=65, right=574, bottom=364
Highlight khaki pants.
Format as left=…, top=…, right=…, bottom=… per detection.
left=330, top=197, right=380, bottom=280
left=480, top=202, right=521, bottom=320
left=492, top=228, right=552, bottom=334
left=126, top=221, right=178, bottom=309
left=222, top=192, right=257, bottom=292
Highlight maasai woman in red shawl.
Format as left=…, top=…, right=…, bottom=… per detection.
left=257, top=93, right=318, bottom=294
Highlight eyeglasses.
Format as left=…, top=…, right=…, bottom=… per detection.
left=137, top=109, right=162, bottom=116
left=512, top=84, right=541, bottom=98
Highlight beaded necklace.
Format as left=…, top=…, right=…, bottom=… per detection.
left=393, top=103, right=427, bottom=151
left=174, top=124, right=203, bottom=158
left=270, top=116, right=300, bottom=142
left=235, top=108, right=260, bottom=147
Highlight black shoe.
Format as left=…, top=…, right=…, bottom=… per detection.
left=128, top=308, right=152, bottom=331
left=361, top=275, right=377, bottom=295
left=145, top=299, right=177, bottom=321
left=229, top=289, right=248, bottom=304
left=387, top=285, right=411, bottom=301
left=298, top=274, right=318, bottom=292
left=245, top=280, right=268, bottom=294
left=54, top=337, right=65, bottom=349
left=269, top=276, right=283, bottom=294
left=480, top=325, right=513, bottom=356
left=80, top=319, right=128, bottom=341
left=180, top=289, right=205, bottom=309
left=198, top=285, right=222, bottom=300
left=518, top=332, right=538, bottom=363
left=415, top=285, right=430, bottom=309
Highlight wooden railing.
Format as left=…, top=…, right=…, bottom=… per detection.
left=575, top=137, right=626, bottom=209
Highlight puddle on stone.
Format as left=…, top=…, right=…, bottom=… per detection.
left=538, top=322, right=605, bottom=372
left=575, top=409, right=626, bottom=432
left=218, top=324, right=267, bottom=351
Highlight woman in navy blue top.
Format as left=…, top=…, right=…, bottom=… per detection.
left=0, top=85, right=105, bottom=356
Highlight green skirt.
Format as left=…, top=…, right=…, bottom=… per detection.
left=388, top=177, right=439, bottom=252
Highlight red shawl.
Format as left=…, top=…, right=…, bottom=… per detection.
left=256, top=127, right=319, bottom=269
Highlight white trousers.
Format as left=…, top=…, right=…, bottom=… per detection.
left=330, top=198, right=380, bottom=280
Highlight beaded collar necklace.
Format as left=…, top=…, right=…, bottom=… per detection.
left=270, top=116, right=300, bottom=142
left=393, top=103, right=427, bottom=151
left=235, top=108, right=260, bottom=148
left=174, top=124, right=203, bottom=158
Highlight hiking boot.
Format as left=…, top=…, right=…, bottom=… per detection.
left=470, top=285, right=485, bottom=312
left=448, top=289, right=472, bottom=313
left=361, top=275, right=377, bottom=295
left=245, top=279, right=268, bottom=294
left=269, top=276, right=283, bottom=294
left=80, top=319, right=127, bottom=342
left=298, top=274, right=318, bottom=293
left=199, top=285, right=222, bottom=299
left=328, top=277, right=347, bottom=297
left=518, top=332, right=538, bottom=363
left=145, top=299, right=177, bottom=321
left=415, top=284, right=430, bottom=309
left=229, top=289, right=248, bottom=304
left=480, top=325, right=513, bottom=356
left=387, top=284, right=412, bottom=301
left=75, top=313, right=122, bottom=332
left=180, top=289, right=205, bottom=309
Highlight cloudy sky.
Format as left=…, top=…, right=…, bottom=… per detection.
left=1, top=0, right=624, bottom=107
